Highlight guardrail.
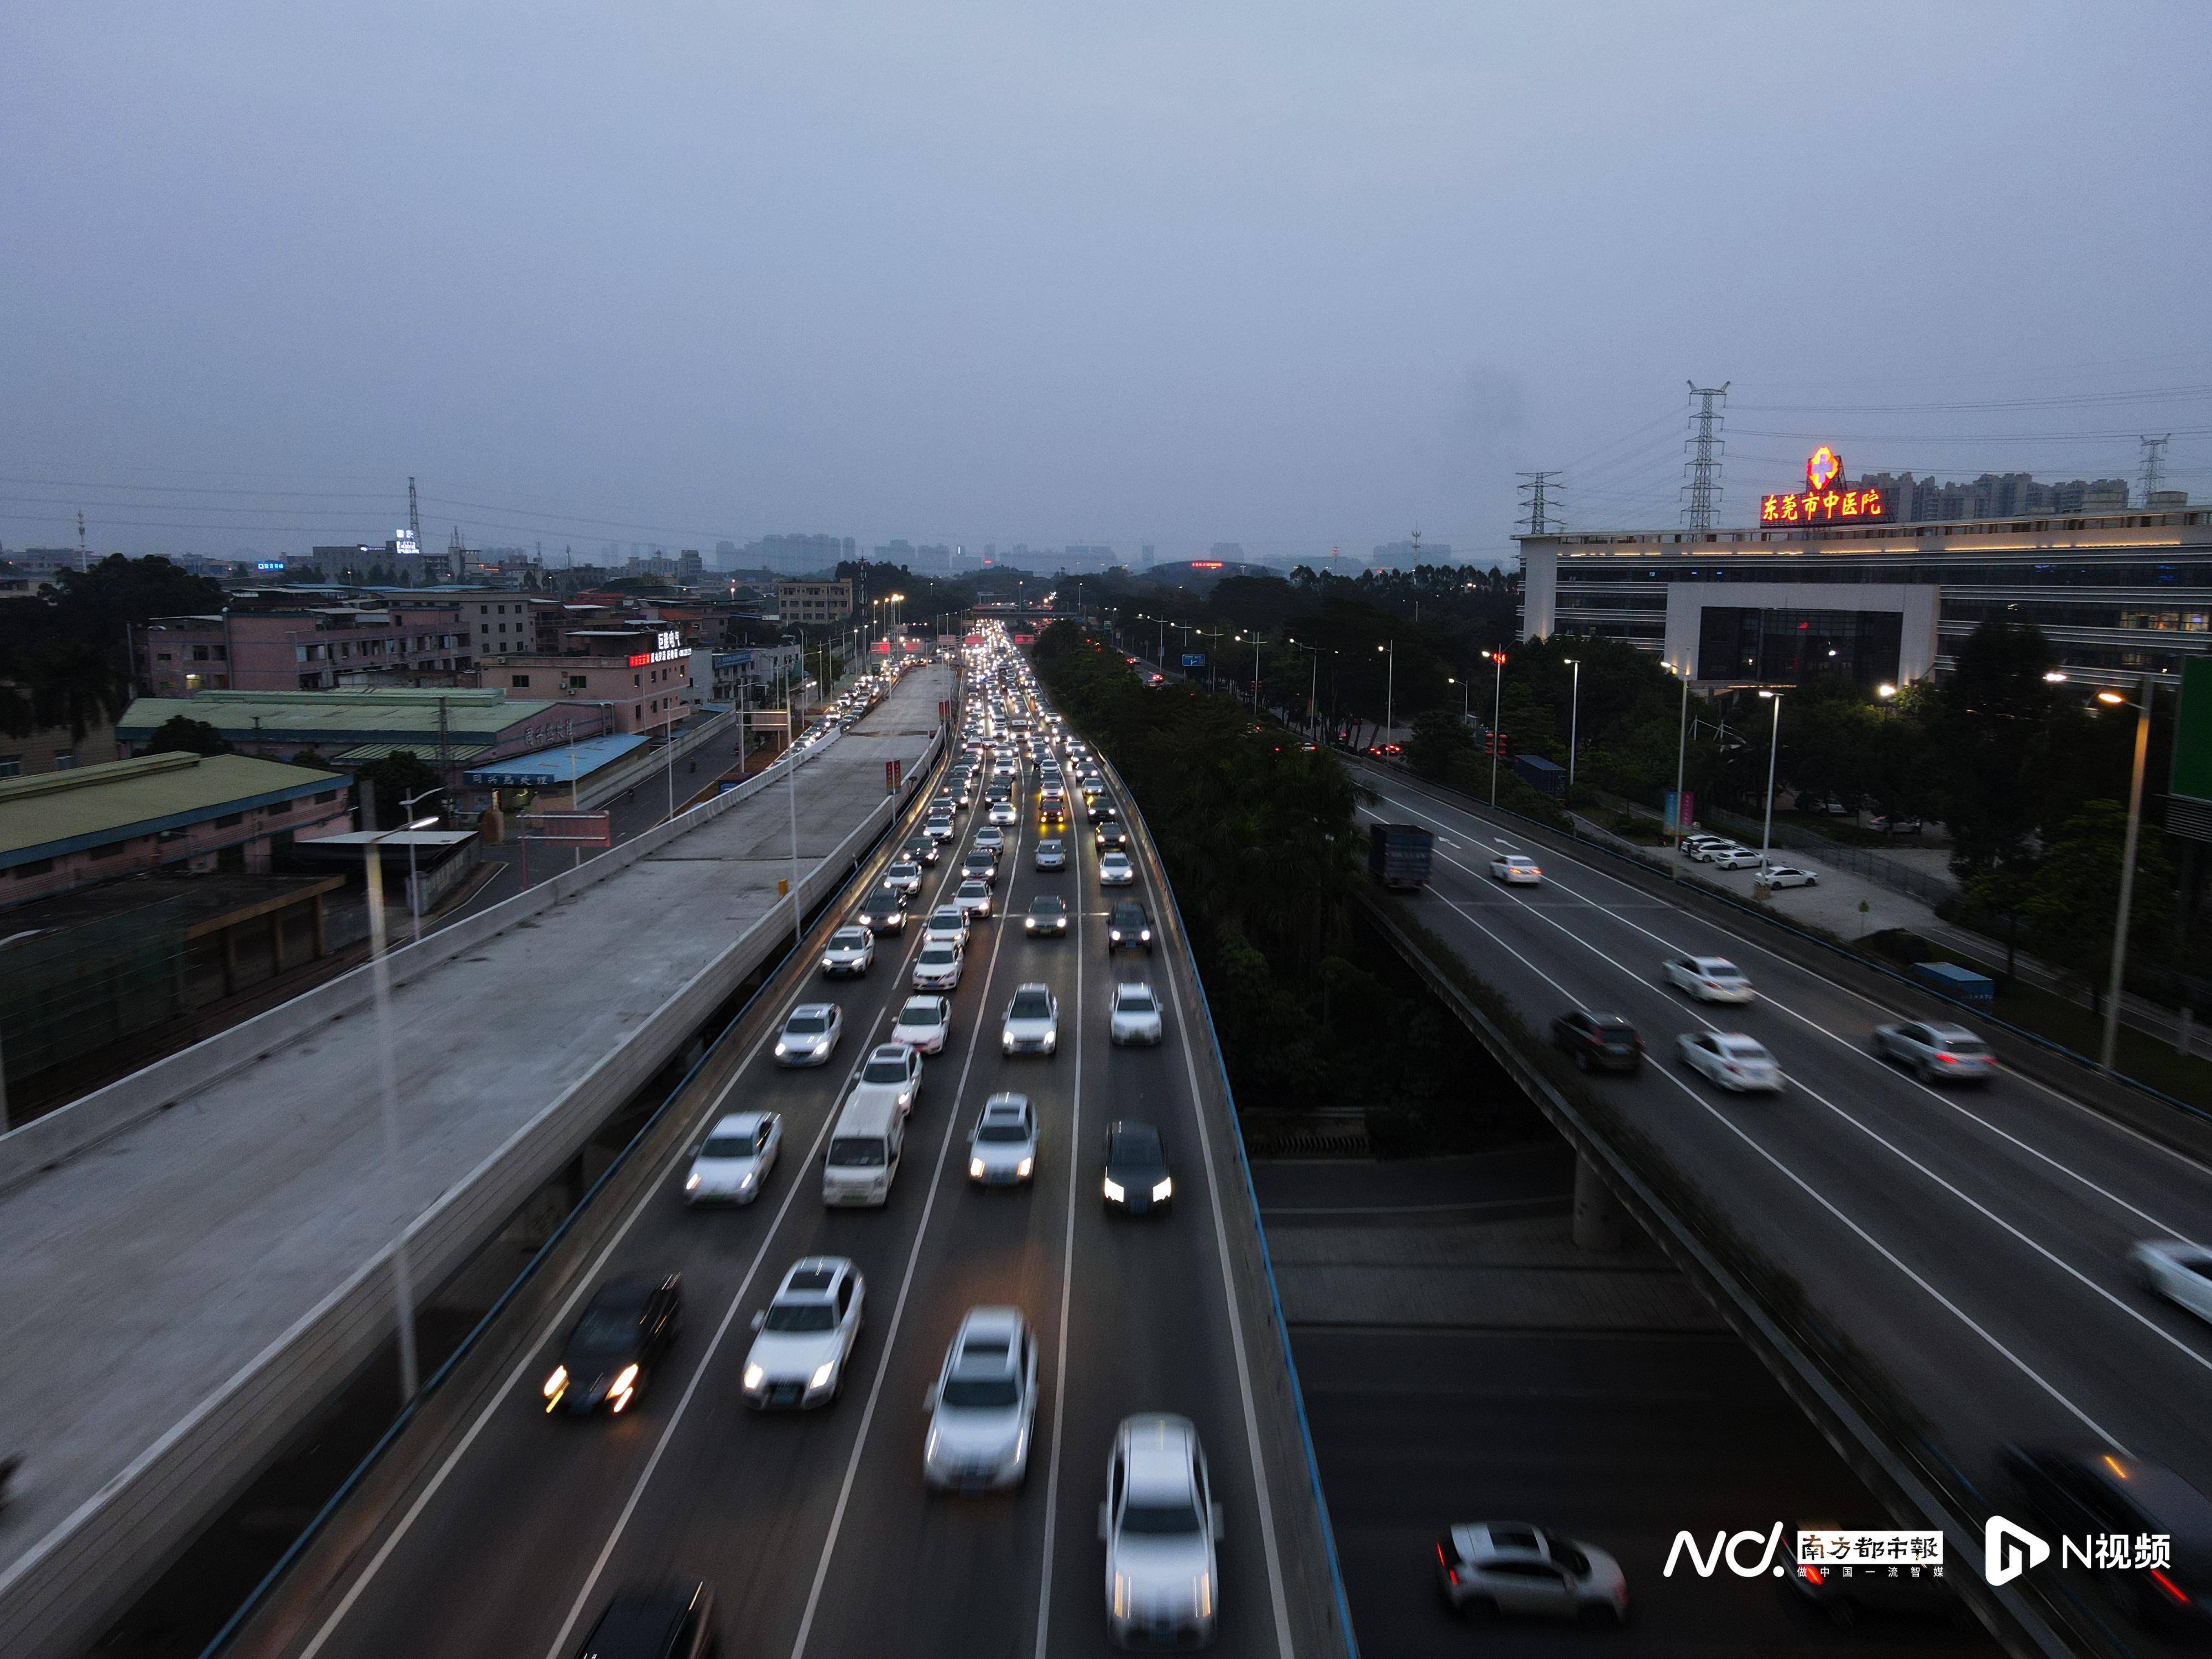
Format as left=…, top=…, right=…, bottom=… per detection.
left=0, top=719, right=943, bottom=1659
left=572, top=707, right=738, bottom=811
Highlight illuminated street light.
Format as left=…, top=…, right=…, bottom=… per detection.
left=1876, top=683, right=1898, bottom=700
left=1756, top=688, right=1783, bottom=878
left=2043, top=671, right=2069, bottom=684
left=2097, top=688, right=2127, bottom=706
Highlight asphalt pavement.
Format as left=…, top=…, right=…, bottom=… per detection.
left=1354, top=764, right=2212, bottom=1650
left=248, top=665, right=1311, bottom=1659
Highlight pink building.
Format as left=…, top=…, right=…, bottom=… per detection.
left=133, top=603, right=476, bottom=697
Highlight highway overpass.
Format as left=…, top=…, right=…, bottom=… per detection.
left=1355, top=762, right=2212, bottom=1655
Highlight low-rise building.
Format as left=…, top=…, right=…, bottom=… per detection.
left=0, top=752, right=353, bottom=906
left=132, top=602, right=475, bottom=696
left=479, top=622, right=693, bottom=737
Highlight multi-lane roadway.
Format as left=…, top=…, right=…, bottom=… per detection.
left=1355, top=765, right=2212, bottom=1621
left=250, top=640, right=1316, bottom=1659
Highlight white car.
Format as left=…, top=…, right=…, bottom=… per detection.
left=821, top=926, right=874, bottom=978
left=684, top=1111, right=780, bottom=1205
left=925, top=1306, right=1039, bottom=1491
left=853, top=1042, right=924, bottom=1118
left=955, top=878, right=993, bottom=919
left=1035, top=838, right=1068, bottom=872
left=1872, top=1020, right=1996, bottom=1084
left=891, top=995, right=953, bottom=1055
left=966, top=1093, right=1037, bottom=1186
left=1001, top=983, right=1060, bottom=1056
left=1764, top=865, right=1818, bottom=889
left=1109, top=981, right=1164, bottom=1046
left=912, top=940, right=964, bottom=992
left=974, top=826, right=1005, bottom=858
left=924, top=814, right=956, bottom=843
left=924, top=905, right=969, bottom=949
left=1708, top=846, right=1764, bottom=871
left=1490, top=854, right=1542, bottom=885
left=1662, top=953, right=1755, bottom=1003
left=1676, top=1031, right=1785, bottom=1092
left=1100, top=1414, right=1221, bottom=1649
left=1098, top=851, right=1136, bottom=886
left=741, top=1257, right=864, bottom=1411
left=885, top=860, right=925, bottom=896
left=1435, top=1522, right=1629, bottom=1624
left=2131, top=1240, right=2212, bottom=1324
left=989, top=800, right=1018, bottom=826
left=774, top=1002, right=843, bottom=1066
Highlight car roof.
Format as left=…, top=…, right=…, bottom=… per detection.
left=830, top=926, right=868, bottom=942
left=958, top=878, right=988, bottom=891
left=1114, top=980, right=1156, bottom=999
left=709, top=1112, right=768, bottom=1136
left=787, top=1001, right=837, bottom=1020
left=1118, top=1414, right=1199, bottom=1498
left=957, top=1303, right=1026, bottom=1346
left=776, top=1257, right=848, bottom=1298
left=1693, top=956, right=1741, bottom=971
left=583, top=1587, right=703, bottom=1657
left=897, top=996, right=945, bottom=1016
left=586, top=1274, right=661, bottom=1316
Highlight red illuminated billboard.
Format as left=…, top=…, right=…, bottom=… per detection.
left=1760, top=446, right=1892, bottom=526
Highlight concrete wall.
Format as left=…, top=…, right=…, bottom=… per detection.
left=1662, top=580, right=1941, bottom=686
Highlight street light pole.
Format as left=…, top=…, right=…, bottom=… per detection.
left=399, top=785, right=441, bottom=944
left=1671, top=664, right=1691, bottom=880
left=1489, top=651, right=1507, bottom=805
left=1565, top=657, right=1582, bottom=792
left=2101, top=674, right=2156, bottom=1073
left=1381, top=639, right=1395, bottom=755
left=1756, top=689, right=1784, bottom=876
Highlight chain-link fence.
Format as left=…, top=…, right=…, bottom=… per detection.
left=0, top=899, right=190, bottom=1099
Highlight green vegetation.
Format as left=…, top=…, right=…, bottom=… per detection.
left=1031, top=620, right=1542, bottom=1151
left=0, top=555, right=226, bottom=741
left=144, top=716, right=233, bottom=757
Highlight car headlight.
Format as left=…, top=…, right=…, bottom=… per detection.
left=1003, top=1034, right=1015, bottom=1051
left=1151, top=1177, right=1173, bottom=1202
left=774, top=1041, right=789, bottom=1056
left=1016, top=1157, right=1034, bottom=1179
left=743, top=1363, right=765, bottom=1391
left=685, top=1172, right=701, bottom=1191
left=1103, top=1177, right=1125, bottom=1203
left=970, top=1157, right=987, bottom=1179
left=1140, top=929, right=1152, bottom=942
left=810, top=1361, right=836, bottom=1391
left=738, top=1170, right=756, bottom=1189
left=612, top=1364, right=639, bottom=1395
left=543, top=1365, right=567, bottom=1399
left=1109, top=929, right=1121, bottom=942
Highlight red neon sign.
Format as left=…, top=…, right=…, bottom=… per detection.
left=1190, top=560, right=1225, bottom=570
left=1760, top=446, right=1891, bottom=526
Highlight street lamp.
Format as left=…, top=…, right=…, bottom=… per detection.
left=2099, top=675, right=2155, bottom=1074
left=1379, top=640, right=1396, bottom=755
left=399, top=786, right=441, bottom=945
left=1488, top=651, right=1507, bottom=805
left=1667, top=661, right=1691, bottom=864
left=1564, top=657, right=1582, bottom=792
left=1756, top=688, right=1784, bottom=877
left=362, top=808, right=441, bottom=1403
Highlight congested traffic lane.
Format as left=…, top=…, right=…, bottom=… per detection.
left=1355, top=766, right=2212, bottom=1516
left=272, top=650, right=1303, bottom=1659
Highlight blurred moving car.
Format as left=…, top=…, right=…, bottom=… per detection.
left=1662, top=954, right=1755, bottom=1003
left=2132, top=1239, right=2212, bottom=1325
left=543, top=1273, right=682, bottom=1416
left=569, top=1583, right=715, bottom=1659
left=684, top=1112, right=780, bottom=1206
left=1677, top=1032, right=1784, bottom=1092
left=1109, top=981, right=1164, bottom=1046
left=966, top=1094, right=1037, bottom=1187
left=1433, top=1521, right=1627, bottom=1624
left=1101, top=1414, right=1220, bottom=1648
left=2002, top=1447, right=2212, bottom=1630
left=925, top=1307, right=1039, bottom=1490
left=774, top=1003, right=843, bottom=1067
left=1550, top=1011, right=1642, bottom=1073
left=1783, top=1524, right=1961, bottom=1630
left=1872, top=1021, right=1995, bottom=1084
left=1489, top=854, right=1542, bottom=885
left=1103, top=1120, right=1171, bottom=1215
left=742, top=1258, right=864, bottom=1410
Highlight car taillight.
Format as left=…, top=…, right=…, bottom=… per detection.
left=2151, top=1568, right=2190, bottom=1606
left=1800, top=1563, right=1824, bottom=1587
left=1436, top=1542, right=1455, bottom=1584
left=1936, top=1052, right=1956, bottom=1063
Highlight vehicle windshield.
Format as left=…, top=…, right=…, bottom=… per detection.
left=763, top=1301, right=836, bottom=1332
left=831, top=930, right=866, bottom=948
left=1944, top=1039, right=1989, bottom=1056
left=1121, top=1500, right=1202, bottom=1536
left=568, top=1307, right=637, bottom=1353
left=920, top=944, right=957, bottom=961
left=1702, top=961, right=1744, bottom=978
left=827, top=1136, right=886, bottom=1167
left=896, top=1008, right=937, bottom=1028
left=959, top=881, right=985, bottom=895
left=977, top=1119, right=1029, bottom=1142
left=785, top=1014, right=829, bottom=1035
left=941, top=1375, right=1021, bottom=1408
left=1010, top=992, right=1052, bottom=1019
left=1118, top=992, right=1156, bottom=1013
left=1031, top=898, right=1066, bottom=914
left=1110, top=1129, right=1162, bottom=1164
left=701, top=1135, right=754, bottom=1159
left=862, top=1057, right=910, bottom=1084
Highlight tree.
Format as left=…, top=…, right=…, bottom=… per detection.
left=0, top=555, right=226, bottom=740
left=1932, top=622, right=2078, bottom=880
left=2020, top=802, right=2174, bottom=1009
left=144, top=715, right=234, bottom=756
left=353, top=750, right=444, bottom=827
left=1405, top=707, right=1474, bottom=781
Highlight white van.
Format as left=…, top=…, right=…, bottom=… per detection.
left=823, top=1091, right=904, bottom=1207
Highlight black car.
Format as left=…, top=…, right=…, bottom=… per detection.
left=1783, top=1524, right=1961, bottom=1629
left=1088, top=798, right=1119, bottom=824
left=1106, top=901, right=1153, bottom=953
left=902, top=835, right=941, bottom=868
left=1103, top=1119, right=1172, bottom=1216
left=1024, top=894, right=1070, bottom=937
left=1551, top=1011, right=1644, bottom=1073
left=545, top=1274, right=682, bottom=1416
left=2003, top=1447, right=2212, bottom=1629
left=857, top=884, right=910, bottom=934
left=1094, top=823, right=1131, bottom=852
left=573, top=1582, right=715, bottom=1658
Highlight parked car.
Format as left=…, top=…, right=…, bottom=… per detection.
left=1869, top=813, right=1925, bottom=835
left=1764, top=865, right=1818, bottom=888
left=1550, top=1011, right=1642, bottom=1073
left=741, top=1258, right=863, bottom=1410
left=2131, top=1239, right=2212, bottom=1326
left=1100, top=1415, right=1221, bottom=1647
left=1109, top=981, right=1165, bottom=1046
left=1871, top=1021, right=1996, bottom=1084
left=925, top=1306, right=1039, bottom=1490
left=1676, top=1031, right=1785, bottom=1092
left=542, top=1273, right=682, bottom=1416
left=1708, top=846, right=1765, bottom=871
left=1434, top=1521, right=1627, bottom=1624
left=1662, top=954, right=1755, bottom=1003
left=966, top=1094, right=1037, bottom=1187
left=685, top=1113, right=780, bottom=1206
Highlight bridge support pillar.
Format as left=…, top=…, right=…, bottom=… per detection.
left=1572, top=1153, right=1625, bottom=1253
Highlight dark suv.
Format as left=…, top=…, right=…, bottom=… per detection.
left=572, top=1582, right=716, bottom=1658
left=1550, top=1011, right=1644, bottom=1073
left=1106, top=901, right=1154, bottom=953
left=545, top=1274, right=682, bottom=1416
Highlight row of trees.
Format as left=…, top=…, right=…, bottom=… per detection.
left=1030, top=619, right=1537, bottom=1145
left=0, top=556, right=227, bottom=742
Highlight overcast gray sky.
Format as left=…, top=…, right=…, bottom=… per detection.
left=6, top=1, right=2210, bottom=567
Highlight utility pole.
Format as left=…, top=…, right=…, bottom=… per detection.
left=1681, top=382, right=1731, bottom=532
left=76, top=510, right=88, bottom=570
left=408, top=476, right=421, bottom=547
left=2141, top=434, right=2173, bottom=508
left=1516, top=472, right=1562, bottom=535
left=2103, top=676, right=2155, bottom=1072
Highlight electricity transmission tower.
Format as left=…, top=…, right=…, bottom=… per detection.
left=408, top=476, right=422, bottom=545
left=2140, top=434, right=2172, bottom=507
left=1679, top=382, right=1730, bottom=531
left=1516, top=471, right=1562, bottom=535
